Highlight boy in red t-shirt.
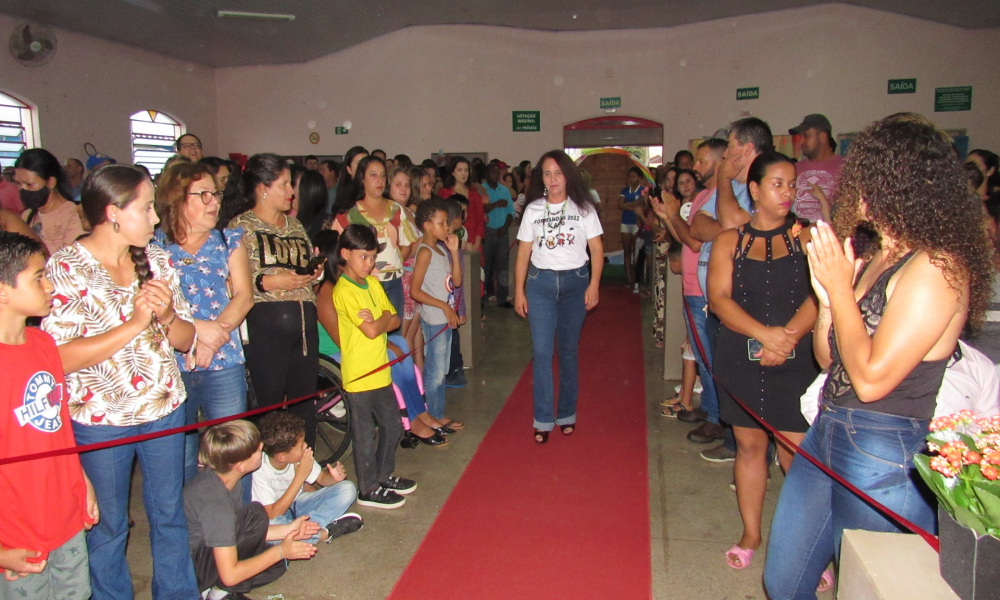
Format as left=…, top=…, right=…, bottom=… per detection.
left=0, top=232, right=97, bottom=598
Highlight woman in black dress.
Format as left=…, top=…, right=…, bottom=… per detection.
left=706, top=151, right=820, bottom=570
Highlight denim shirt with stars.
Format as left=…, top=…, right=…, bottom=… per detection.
left=155, top=227, right=246, bottom=371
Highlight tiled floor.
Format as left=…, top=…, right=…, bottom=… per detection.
left=124, top=291, right=834, bottom=599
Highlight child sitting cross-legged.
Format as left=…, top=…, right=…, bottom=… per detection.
left=334, top=224, right=417, bottom=509
left=184, top=420, right=319, bottom=600
left=252, top=411, right=362, bottom=543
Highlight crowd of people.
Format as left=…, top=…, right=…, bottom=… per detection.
left=0, top=135, right=590, bottom=600
left=1, top=108, right=998, bottom=600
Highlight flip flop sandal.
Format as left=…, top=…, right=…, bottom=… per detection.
left=660, top=404, right=687, bottom=418
left=725, top=544, right=755, bottom=570
left=817, top=568, right=834, bottom=592
left=441, top=419, right=465, bottom=430
left=660, top=396, right=682, bottom=407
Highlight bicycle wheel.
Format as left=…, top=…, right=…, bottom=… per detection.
left=315, top=354, right=352, bottom=465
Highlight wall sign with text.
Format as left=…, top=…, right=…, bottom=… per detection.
left=513, top=111, right=540, bottom=132
left=935, top=86, right=972, bottom=112
left=888, top=79, right=916, bottom=94
left=736, top=87, right=760, bottom=101
left=600, top=97, right=622, bottom=110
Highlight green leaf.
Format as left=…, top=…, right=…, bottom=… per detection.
left=958, top=432, right=979, bottom=449
left=954, top=484, right=974, bottom=509
left=955, top=504, right=991, bottom=536
left=914, top=455, right=957, bottom=511
left=972, top=483, right=1000, bottom=528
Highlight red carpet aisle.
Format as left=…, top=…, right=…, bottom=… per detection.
left=389, top=288, right=650, bottom=599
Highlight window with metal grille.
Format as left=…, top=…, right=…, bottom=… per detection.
left=0, top=92, right=36, bottom=168
left=130, top=110, right=183, bottom=175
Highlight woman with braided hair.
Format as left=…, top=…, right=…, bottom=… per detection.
left=42, top=164, right=200, bottom=599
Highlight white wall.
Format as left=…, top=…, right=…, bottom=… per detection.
left=0, top=13, right=217, bottom=167
left=215, top=3, right=1000, bottom=163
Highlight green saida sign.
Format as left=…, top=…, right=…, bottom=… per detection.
left=888, top=79, right=916, bottom=94
left=600, top=97, right=622, bottom=109
left=736, top=87, right=760, bottom=101
left=513, top=111, right=540, bottom=132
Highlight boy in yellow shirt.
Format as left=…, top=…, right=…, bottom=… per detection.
left=333, top=224, right=416, bottom=509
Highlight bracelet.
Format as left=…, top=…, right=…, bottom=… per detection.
left=255, top=273, right=267, bottom=293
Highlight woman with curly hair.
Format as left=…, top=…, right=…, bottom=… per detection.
left=763, top=113, right=995, bottom=599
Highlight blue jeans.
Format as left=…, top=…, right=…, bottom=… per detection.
left=388, top=334, right=427, bottom=421
left=382, top=278, right=404, bottom=331
left=72, top=407, right=198, bottom=600
left=270, top=480, right=359, bottom=543
left=525, top=265, right=590, bottom=431
left=763, top=403, right=936, bottom=600
left=182, top=366, right=247, bottom=483
left=683, top=295, right=721, bottom=425
left=420, top=321, right=452, bottom=420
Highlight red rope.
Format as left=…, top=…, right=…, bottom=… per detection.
left=682, top=299, right=939, bottom=552
left=0, top=325, right=450, bottom=467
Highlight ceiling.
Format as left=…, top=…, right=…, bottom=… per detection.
left=1, top=0, right=998, bottom=67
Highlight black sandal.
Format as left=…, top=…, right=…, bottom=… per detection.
left=560, top=424, right=575, bottom=436
left=534, top=429, right=549, bottom=444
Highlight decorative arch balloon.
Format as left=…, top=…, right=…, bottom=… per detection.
left=573, top=148, right=655, bottom=185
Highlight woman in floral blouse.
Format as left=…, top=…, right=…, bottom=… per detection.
left=154, top=162, right=254, bottom=482
left=43, top=164, right=199, bottom=599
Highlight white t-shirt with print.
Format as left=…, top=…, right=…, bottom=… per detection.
left=251, top=453, right=322, bottom=507
left=517, top=198, right=603, bottom=270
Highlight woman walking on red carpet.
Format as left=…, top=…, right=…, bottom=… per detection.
left=514, top=150, right=604, bottom=444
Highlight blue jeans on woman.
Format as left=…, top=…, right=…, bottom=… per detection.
left=72, top=407, right=199, bottom=600
left=525, top=265, right=590, bottom=431
left=420, top=321, right=452, bottom=420
left=382, top=278, right=404, bottom=331
left=182, top=365, right=247, bottom=483
left=763, top=402, right=936, bottom=600
left=387, top=333, right=428, bottom=421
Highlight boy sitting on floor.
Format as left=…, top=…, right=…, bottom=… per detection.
left=252, top=411, right=362, bottom=543
left=0, top=232, right=98, bottom=600
left=184, top=420, right=319, bottom=600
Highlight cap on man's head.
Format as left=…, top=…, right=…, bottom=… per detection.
left=789, top=114, right=832, bottom=136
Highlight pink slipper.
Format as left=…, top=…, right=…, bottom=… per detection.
left=725, top=544, right=755, bottom=570
left=817, top=568, right=834, bottom=592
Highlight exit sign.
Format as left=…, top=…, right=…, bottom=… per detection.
left=888, top=78, right=916, bottom=94
left=600, top=97, right=621, bottom=109
left=335, top=126, right=348, bottom=135
left=736, top=87, right=760, bottom=101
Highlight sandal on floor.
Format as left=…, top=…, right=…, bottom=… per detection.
left=725, top=544, right=755, bottom=570
left=660, top=396, right=682, bottom=407
left=660, top=404, right=688, bottom=418
left=534, top=429, right=549, bottom=444
left=817, top=568, right=834, bottom=593
left=560, top=424, right=575, bottom=436
left=441, top=419, right=464, bottom=430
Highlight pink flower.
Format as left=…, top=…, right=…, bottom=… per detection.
left=982, top=464, right=999, bottom=481
left=964, top=451, right=983, bottom=466
left=931, top=455, right=959, bottom=477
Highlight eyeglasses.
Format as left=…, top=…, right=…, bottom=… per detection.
left=188, top=190, right=223, bottom=204
left=179, top=143, right=203, bottom=150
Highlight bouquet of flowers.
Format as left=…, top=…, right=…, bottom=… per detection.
left=914, top=411, right=1000, bottom=537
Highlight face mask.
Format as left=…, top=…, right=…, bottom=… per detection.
left=20, top=187, right=50, bottom=210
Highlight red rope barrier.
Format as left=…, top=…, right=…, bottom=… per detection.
left=0, top=325, right=451, bottom=467
left=682, top=299, right=940, bottom=552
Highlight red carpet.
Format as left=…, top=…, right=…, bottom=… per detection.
left=389, top=287, right=650, bottom=600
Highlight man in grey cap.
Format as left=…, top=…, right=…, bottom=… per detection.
left=789, top=114, right=843, bottom=223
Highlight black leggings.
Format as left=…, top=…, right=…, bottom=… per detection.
left=244, top=301, right=319, bottom=447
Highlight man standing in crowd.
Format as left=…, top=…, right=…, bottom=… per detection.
left=320, top=159, right=339, bottom=212
left=305, top=155, right=319, bottom=171
left=64, top=158, right=85, bottom=202
left=689, top=118, right=772, bottom=457
left=482, top=162, right=515, bottom=307
left=176, top=133, right=203, bottom=161
left=788, top=114, right=843, bottom=223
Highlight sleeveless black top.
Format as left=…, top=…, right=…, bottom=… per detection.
left=823, top=251, right=947, bottom=420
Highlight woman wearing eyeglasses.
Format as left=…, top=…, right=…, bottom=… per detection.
left=154, top=162, right=255, bottom=482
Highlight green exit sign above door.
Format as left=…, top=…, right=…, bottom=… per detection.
left=600, top=97, right=621, bottom=109
left=736, top=87, right=759, bottom=101
left=335, top=126, right=348, bottom=135
left=888, top=79, right=916, bottom=94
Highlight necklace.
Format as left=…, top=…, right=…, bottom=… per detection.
left=541, top=201, right=567, bottom=249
